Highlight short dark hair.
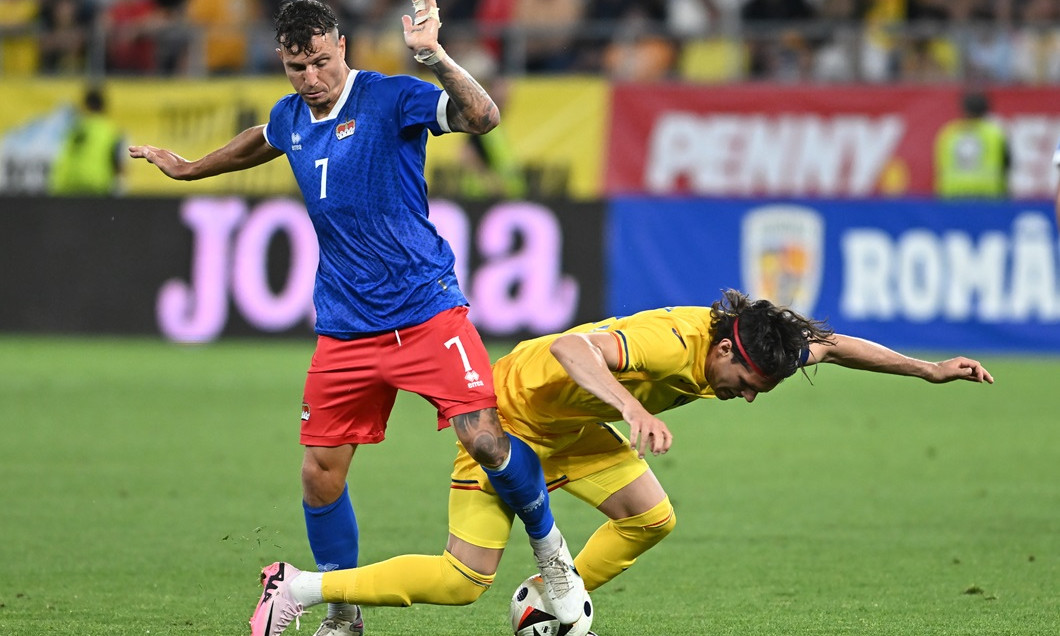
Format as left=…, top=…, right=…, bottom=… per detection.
left=274, top=0, right=339, bottom=56
left=710, top=289, right=834, bottom=381
left=84, top=86, right=105, bottom=112
left=962, top=91, right=990, bottom=118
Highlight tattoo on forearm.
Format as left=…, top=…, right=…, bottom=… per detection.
left=431, top=61, right=497, bottom=132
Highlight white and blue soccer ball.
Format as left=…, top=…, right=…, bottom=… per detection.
left=509, top=574, right=594, bottom=636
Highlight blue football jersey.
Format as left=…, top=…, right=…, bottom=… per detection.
left=264, top=69, right=467, bottom=337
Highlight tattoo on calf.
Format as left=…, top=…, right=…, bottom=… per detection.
left=452, top=410, right=507, bottom=467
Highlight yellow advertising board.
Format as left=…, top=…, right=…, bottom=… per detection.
left=1, top=78, right=297, bottom=195
left=425, top=76, right=608, bottom=200
left=0, top=75, right=607, bottom=198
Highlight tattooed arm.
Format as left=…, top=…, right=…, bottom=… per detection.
left=401, top=0, right=500, bottom=134
left=430, top=58, right=500, bottom=135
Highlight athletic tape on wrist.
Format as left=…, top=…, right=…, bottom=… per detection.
left=414, top=44, right=446, bottom=66
left=412, top=0, right=426, bottom=11
left=414, top=7, right=440, bottom=25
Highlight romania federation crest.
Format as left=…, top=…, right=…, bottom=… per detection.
left=741, top=205, right=824, bottom=316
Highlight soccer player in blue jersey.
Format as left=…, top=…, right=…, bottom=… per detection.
left=128, top=1, right=585, bottom=635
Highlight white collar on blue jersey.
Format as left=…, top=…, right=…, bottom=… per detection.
left=310, top=69, right=359, bottom=124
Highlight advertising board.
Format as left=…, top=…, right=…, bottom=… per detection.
left=607, top=85, right=1060, bottom=199
left=0, top=197, right=604, bottom=341
left=608, top=197, right=1060, bottom=352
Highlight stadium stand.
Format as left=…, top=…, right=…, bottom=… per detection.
left=0, top=0, right=1054, bottom=83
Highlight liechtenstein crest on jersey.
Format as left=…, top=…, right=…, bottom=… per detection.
left=740, top=204, right=824, bottom=316
left=336, top=118, right=356, bottom=140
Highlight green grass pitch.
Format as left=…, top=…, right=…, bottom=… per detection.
left=1, top=336, right=1057, bottom=635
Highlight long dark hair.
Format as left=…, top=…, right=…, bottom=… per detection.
left=710, top=289, right=834, bottom=380
left=274, top=0, right=339, bottom=56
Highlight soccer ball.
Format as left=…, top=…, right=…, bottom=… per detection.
left=509, top=574, right=593, bottom=636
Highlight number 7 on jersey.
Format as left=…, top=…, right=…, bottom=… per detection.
left=315, top=158, right=328, bottom=199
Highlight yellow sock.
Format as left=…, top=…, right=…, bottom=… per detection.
left=321, top=550, right=493, bottom=607
left=574, top=497, right=676, bottom=592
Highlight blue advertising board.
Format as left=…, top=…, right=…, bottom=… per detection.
left=608, top=197, right=1060, bottom=353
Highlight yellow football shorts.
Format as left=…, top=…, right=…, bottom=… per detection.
left=448, top=419, right=650, bottom=550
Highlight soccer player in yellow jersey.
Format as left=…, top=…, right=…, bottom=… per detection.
left=251, top=290, right=994, bottom=633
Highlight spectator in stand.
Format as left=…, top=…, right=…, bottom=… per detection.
left=101, top=0, right=185, bottom=74
left=860, top=0, right=904, bottom=82
left=1010, top=0, right=1060, bottom=84
left=38, top=0, right=96, bottom=74
left=894, top=0, right=960, bottom=82
left=514, top=0, right=587, bottom=73
left=0, top=0, right=39, bottom=74
left=739, top=0, right=816, bottom=79
left=812, top=0, right=861, bottom=82
left=186, top=0, right=252, bottom=74
left=342, top=1, right=416, bottom=76
left=740, top=0, right=816, bottom=22
left=907, top=0, right=949, bottom=21
left=441, top=0, right=478, bottom=21
left=471, top=0, right=516, bottom=62
left=441, top=0, right=514, bottom=65
left=963, top=0, right=1015, bottom=82
left=154, top=0, right=190, bottom=74
left=103, top=0, right=159, bottom=74
left=899, top=33, right=958, bottom=82
left=667, top=0, right=721, bottom=38
left=592, top=0, right=677, bottom=81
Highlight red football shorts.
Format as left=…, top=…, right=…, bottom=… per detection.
left=300, top=306, right=497, bottom=447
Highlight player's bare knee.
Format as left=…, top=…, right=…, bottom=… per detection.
left=300, top=465, right=348, bottom=507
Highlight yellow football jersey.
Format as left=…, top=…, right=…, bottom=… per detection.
left=494, top=306, right=718, bottom=440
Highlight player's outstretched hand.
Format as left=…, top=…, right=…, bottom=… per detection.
left=402, top=0, right=441, bottom=54
left=626, top=411, right=673, bottom=458
left=928, top=357, right=994, bottom=384
left=129, top=144, right=193, bottom=180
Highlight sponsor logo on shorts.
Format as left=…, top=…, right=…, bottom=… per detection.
left=465, top=369, right=484, bottom=389
left=301, top=402, right=311, bottom=421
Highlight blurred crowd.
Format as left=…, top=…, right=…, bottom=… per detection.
left=2, top=0, right=1060, bottom=83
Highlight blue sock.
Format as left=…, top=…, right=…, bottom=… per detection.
left=303, top=483, right=359, bottom=572
left=484, top=433, right=555, bottom=540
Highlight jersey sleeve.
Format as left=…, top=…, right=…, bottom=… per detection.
left=263, top=96, right=294, bottom=153
left=391, top=75, right=448, bottom=136
left=612, top=319, right=692, bottom=379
